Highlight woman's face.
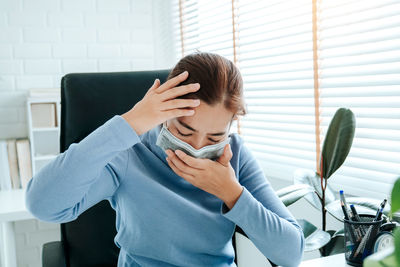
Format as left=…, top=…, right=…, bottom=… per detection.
left=165, top=100, right=236, bottom=150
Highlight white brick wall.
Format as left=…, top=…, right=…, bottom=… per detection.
left=14, top=219, right=60, bottom=267
left=0, top=0, right=175, bottom=266
left=0, top=0, right=174, bottom=140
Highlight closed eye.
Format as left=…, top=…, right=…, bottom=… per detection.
left=177, top=129, right=219, bottom=143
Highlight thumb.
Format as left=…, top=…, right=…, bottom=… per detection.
left=217, top=144, right=233, bottom=166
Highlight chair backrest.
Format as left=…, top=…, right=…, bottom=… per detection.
left=60, top=70, right=247, bottom=266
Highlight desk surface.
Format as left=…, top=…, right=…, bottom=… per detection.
left=0, top=188, right=34, bottom=222
left=300, top=253, right=352, bottom=267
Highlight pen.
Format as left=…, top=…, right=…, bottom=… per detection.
left=340, top=190, right=351, bottom=220
left=340, top=190, right=358, bottom=243
left=374, top=199, right=387, bottom=221
left=350, top=204, right=360, bottom=221
left=350, top=204, right=366, bottom=235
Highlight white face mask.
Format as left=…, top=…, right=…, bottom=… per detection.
left=156, top=122, right=231, bottom=161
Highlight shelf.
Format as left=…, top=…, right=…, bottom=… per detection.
left=0, top=188, right=34, bottom=222
left=32, top=127, right=59, bottom=132
left=27, top=97, right=61, bottom=175
left=34, top=155, right=57, bottom=161
left=27, top=97, right=60, bottom=103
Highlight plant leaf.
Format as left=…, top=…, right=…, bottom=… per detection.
left=297, top=219, right=331, bottom=252
left=275, top=184, right=313, bottom=198
left=332, top=228, right=345, bottom=238
left=391, top=177, right=400, bottom=218
left=293, top=168, right=337, bottom=210
left=320, top=108, right=356, bottom=179
left=322, top=230, right=345, bottom=256
left=278, top=186, right=315, bottom=207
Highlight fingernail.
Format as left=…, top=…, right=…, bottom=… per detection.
left=180, top=71, right=188, bottom=76
left=192, top=83, right=200, bottom=89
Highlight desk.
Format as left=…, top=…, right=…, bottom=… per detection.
left=0, top=188, right=35, bottom=267
left=300, top=253, right=352, bottom=266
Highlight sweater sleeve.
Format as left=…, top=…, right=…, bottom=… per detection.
left=220, top=141, right=305, bottom=267
left=25, top=115, right=141, bottom=223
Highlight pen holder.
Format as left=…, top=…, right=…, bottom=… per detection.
left=344, top=214, right=383, bottom=267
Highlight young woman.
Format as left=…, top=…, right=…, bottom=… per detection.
left=26, top=52, right=305, bottom=267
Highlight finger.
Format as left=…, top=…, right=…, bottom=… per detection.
left=175, top=150, right=206, bottom=170
left=165, top=108, right=195, bottom=119
left=160, top=98, right=200, bottom=111
left=155, top=71, right=189, bottom=94
left=168, top=151, right=202, bottom=175
left=166, top=157, right=195, bottom=182
left=145, top=78, right=160, bottom=96
left=150, top=78, right=160, bottom=91
left=160, top=83, right=200, bottom=102
left=217, top=144, right=232, bottom=166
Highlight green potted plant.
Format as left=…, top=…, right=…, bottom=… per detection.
left=275, top=108, right=355, bottom=255
left=276, top=108, right=400, bottom=256
left=277, top=108, right=400, bottom=256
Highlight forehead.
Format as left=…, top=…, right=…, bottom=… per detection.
left=174, top=101, right=234, bottom=133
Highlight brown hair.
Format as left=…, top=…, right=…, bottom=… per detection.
left=167, top=51, right=247, bottom=119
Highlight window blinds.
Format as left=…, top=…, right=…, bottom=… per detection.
left=171, top=0, right=400, bottom=200
left=171, top=0, right=235, bottom=63
left=317, top=0, right=400, bottom=199
left=234, top=0, right=317, bottom=189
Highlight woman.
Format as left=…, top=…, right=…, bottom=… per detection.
left=26, top=52, right=305, bottom=267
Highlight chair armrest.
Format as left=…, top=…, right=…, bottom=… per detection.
left=42, top=241, right=67, bottom=267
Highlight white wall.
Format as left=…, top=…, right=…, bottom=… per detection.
left=0, top=0, right=174, bottom=266
left=0, top=0, right=176, bottom=141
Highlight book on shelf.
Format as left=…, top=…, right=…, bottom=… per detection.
left=0, top=140, right=12, bottom=190
left=0, top=138, right=32, bottom=191
left=16, top=139, right=32, bottom=189
left=31, top=102, right=57, bottom=128
left=7, top=139, right=21, bottom=189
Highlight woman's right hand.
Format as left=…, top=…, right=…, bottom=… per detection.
left=121, top=71, right=201, bottom=135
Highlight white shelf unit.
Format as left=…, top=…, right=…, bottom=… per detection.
left=26, top=97, right=61, bottom=176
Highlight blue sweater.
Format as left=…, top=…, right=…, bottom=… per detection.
left=25, top=115, right=304, bottom=267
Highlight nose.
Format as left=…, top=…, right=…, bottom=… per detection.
left=188, top=136, right=207, bottom=150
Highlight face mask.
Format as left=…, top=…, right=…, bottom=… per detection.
left=156, top=122, right=231, bottom=161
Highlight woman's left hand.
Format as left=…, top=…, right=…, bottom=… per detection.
left=165, top=144, right=243, bottom=209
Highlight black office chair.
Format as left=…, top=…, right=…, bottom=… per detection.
left=42, top=70, right=277, bottom=267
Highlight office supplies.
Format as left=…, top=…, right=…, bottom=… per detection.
left=350, top=204, right=360, bottom=221
left=340, top=190, right=358, bottom=243
left=353, top=206, right=385, bottom=258
left=350, top=204, right=366, bottom=236
left=374, top=199, right=387, bottom=221
left=344, top=198, right=389, bottom=266
left=344, top=214, right=383, bottom=266
left=340, top=190, right=351, bottom=221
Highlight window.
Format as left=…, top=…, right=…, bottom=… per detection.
left=171, top=0, right=400, bottom=200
